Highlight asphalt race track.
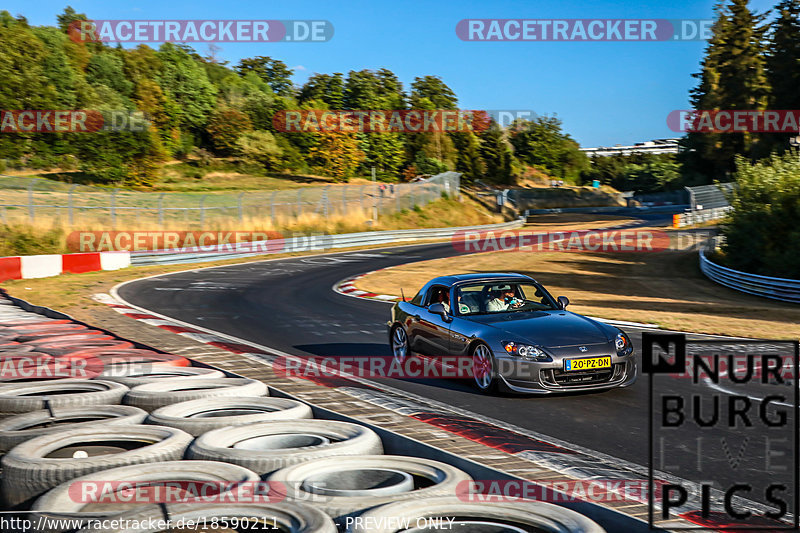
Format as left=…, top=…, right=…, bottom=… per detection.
left=119, top=216, right=794, bottom=508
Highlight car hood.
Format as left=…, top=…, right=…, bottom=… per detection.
left=466, top=310, right=612, bottom=348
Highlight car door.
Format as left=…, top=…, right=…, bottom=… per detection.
left=414, top=285, right=452, bottom=357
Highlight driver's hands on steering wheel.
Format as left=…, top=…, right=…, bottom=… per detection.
left=510, top=300, right=524, bottom=309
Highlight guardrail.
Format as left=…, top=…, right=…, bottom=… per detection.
left=131, top=218, right=526, bottom=266
left=700, top=242, right=800, bottom=304
left=675, top=206, right=731, bottom=227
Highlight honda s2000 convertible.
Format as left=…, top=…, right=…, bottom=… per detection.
left=387, top=273, right=637, bottom=394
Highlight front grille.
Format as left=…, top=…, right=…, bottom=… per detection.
left=542, top=363, right=624, bottom=387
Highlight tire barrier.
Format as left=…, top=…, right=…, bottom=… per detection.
left=147, top=397, right=313, bottom=436
left=1, top=425, right=193, bottom=508
left=267, top=455, right=473, bottom=520
left=0, top=380, right=129, bottom=414
left=0, top=405, right=148, bottom=453
left=75, top=502, right=337, bottom=533
left=98, top=365, right=223, bottom=387
left=123, top=378, right=268, bottom=412
left=187, top=420, right=383, bottom=474
left=30, top=460, right=261, bottom=533
left=351, top=497, right=606, bottom=533
left=0, top=296, right=624, bottom=531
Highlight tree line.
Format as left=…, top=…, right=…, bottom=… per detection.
left=0, top=7, right=588, bottom=186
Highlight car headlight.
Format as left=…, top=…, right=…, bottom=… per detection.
left=502, top=341, right=552, bottom=362
left=615, top=332, right=633, bottom=356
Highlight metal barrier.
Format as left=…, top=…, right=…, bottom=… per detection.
left=132, top=218, right=526, bottom=266
left=699, top=242, right=800, bottom=304
left=675, top=205, right=732, bottom=227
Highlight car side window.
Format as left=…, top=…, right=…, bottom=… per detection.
left=425, top=285, right=451, bottom=312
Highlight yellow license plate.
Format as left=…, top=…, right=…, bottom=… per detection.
left=564, top=356, right=612, bottom=372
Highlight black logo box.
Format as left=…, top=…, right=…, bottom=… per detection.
left=644, top=332, right=800, bottom=530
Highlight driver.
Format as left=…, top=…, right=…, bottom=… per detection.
left=487, top=286, right=522, bottom=312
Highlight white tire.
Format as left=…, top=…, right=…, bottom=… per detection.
left=187, top=420, right=383, bottom=474
left=1, top=425, right=192, bottom=508
left=147, top=397, right=313, bottom=436
left=267, top=455, right=472, bottom=521
left=30, top=460, right=260, bottom=532
left=123, top=378, right=267, bottom=411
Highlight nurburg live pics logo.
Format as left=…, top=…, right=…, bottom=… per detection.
left=644, top=332, right=800, bottom=530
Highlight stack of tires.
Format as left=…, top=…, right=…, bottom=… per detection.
left=0, top=296, right=606, bottom=532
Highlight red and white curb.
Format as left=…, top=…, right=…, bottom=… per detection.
left=334, top=271, right=405, bottom=302
left=0, top=251, right=130, bottom=283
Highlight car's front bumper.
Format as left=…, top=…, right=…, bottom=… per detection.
left=492, top=346, right=638, bottom=394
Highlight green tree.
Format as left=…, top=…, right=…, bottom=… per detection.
left=234, top=56, right=294, bottom=96
left=764, top=0, right=800, bottom=153
left=410, top=75, right=457, bottom=109
left=156, top=43, right=217, bottom=133
left=207, top=109, right=252, bottom=155
left=236, top=130, right=283, bottom=169
left=480, top=123, right=514, bottom=185
left=722, top=152, right=800, bottom=278
left=308, top=131, right=365, bottom=182
left=300, top=73, right=344, bottom=108
left=681, top=0, right=770, bottom=179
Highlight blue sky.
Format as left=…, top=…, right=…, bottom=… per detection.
left=4, top=0, right=777, bottom=147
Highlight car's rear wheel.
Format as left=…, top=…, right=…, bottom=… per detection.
left=391, top=325, right=408, bottom=364
left=472, top=343, right=498, bottom=393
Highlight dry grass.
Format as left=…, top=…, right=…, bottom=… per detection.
left=357, top=232, right=800, bottom=340
left=1, top=195, right=500, bottom=255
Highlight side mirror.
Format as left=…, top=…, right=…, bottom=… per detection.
left=428, top=303, right=452, bottom=322
left=557, top=296, right=570, bottom=310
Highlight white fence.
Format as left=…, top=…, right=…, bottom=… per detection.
left=0, top=172, right=461, bottom=227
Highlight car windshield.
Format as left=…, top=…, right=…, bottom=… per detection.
left=454, top=281, right=559, bottom=316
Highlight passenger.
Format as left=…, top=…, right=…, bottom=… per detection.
left=434, top=289, right=451, bottom=314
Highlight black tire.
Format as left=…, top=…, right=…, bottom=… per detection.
left=267, top=455, right=472, bottom=521
left=0, top=405, right=147, bottom=453
left=390, top=324, right=409, bottom=364
left=75, top=502, right=337, bottom=533
left=0, top=380, right=129, bottom=415
left=186, top=420, right=383, bottom=475
left=97, top=366, right=224, bottom=387
left=351, top=497, right=606, bottom=533
left=0, top=424, right=192, bottom=508
left=123, top=378, right=267, bottom=412
left=147, top=397, right=313, bottom=436
left=30, top=460, right=260, bottom=532
left=471, top=342, right=499, bottom=394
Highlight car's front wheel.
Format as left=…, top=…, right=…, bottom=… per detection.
left=391, top=325, right=409, bottom=364
left=471, top=343, right=498, bottom=394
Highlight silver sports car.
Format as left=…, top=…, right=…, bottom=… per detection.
left=387, top=273, right=637, bottom=394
